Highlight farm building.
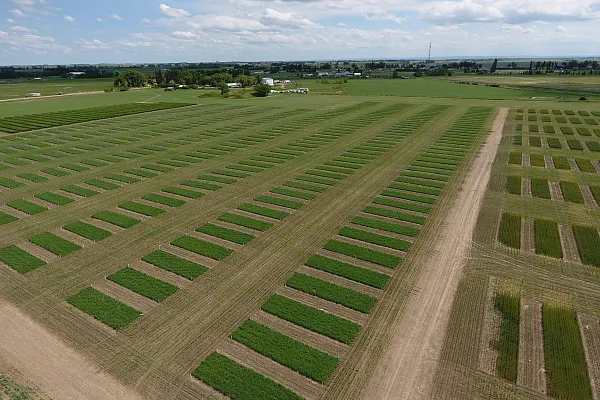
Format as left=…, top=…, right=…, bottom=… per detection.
left=262, top=78, right=274, bottom=85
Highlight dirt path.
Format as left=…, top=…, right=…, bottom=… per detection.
left=517, top=298, right=547, bottom=394
left=352, top=108, right=507, bottom=400
left=579, top=313, right=600, bottom=400
left=0, top=301, right=143, bottom=400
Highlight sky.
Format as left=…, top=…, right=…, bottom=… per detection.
left=1, top=0, right=600, bottom=65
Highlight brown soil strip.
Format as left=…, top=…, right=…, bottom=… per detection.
left=333, top=235, right=406, bottom=258
left=231, top=209, right=279, bottom=223
left=549, top=181, right=564, bottom=202
left=356, top=211, right=424, bottom=230
left=346, top=221, right=416, bottom=243
left=111, top=207, right=151, bottom=222
left=81, top=217, right=123, bottom=234
left=346, top=108, right=508, bottom=400
left=579, top=313, right=600, bottom=400
left=545, top=156, right=555, bottom=169
left=581, top=185, right=598, bottom=207
left=132, top=260, right=191, bottom=288
left=296, top=265, right=382, bottom=297
left=0, top=302, right=143, bottom=400
left=522, top=153, right=530, bottom=167
left=477, top=277, right=500, bottom=376
left=56, top=228, right=93, bottom=248
left=252, top=310, right=349, bottom=358
left=593, top=160, right=600, bottom=175
left=522, top=178, right=532, bottom=198
left=209, top=220, right=259, bottom=236
left=0, top=204, right=29, bottom=218
left=522, top=218, right=536, bottom=253
left=558, top=225, right=581, bottom=263
left=517, top=299, right=547, bottom=394
left=569, top=158, right=580, bottom=172
left=275, top=286, right=368, bottom=324
left=217, top=338, right=326, bottom=400
left=91, top=279, right=157, bottom=314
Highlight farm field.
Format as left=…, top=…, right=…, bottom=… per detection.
left=1, top=79, right=599, bottom=400
left=433, top=102, right=600, bottom=400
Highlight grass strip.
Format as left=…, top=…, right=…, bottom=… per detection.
left=162, top=187, right=204, bottom=199
left=6, top=199, right=47, bottom=215
left=142, top=250, right=207, bottom=280
left=494, top=293, right=520, bottom=383
left=283, top=181, right=326, bottom=193
left=254, top=195, right=304, bottom=210
left=372, top=197, right=431, bottom=214
left=238, top=203, right=289, bottom=220
left=560, top=181, right=584, bottom=204
left=534, top=219, right=563, bottom=259
left=542, top=305, right=593, bottom=400
left=108, top=267, right=178, bottom=302
left=498, top=213, right=521, bottom=249
left=171, top=236, right=232, bottom=260
left=64, top=221, right=112, bottom=242
left=306, top=254, right=389, bottom=289
left=531, top=178, right=551, bottom=199
left=218, top=213, right=273, bottom=232
left=196, top=224, right=255, bottom=245
left=506, top=176, right=521, bottom=195
left=61, top=184, right=98, bottom=197
left=67, top=287, right=141, bottom=331
left=142, top=193, right=185, bottom=208
left=262, top=294, right=360, bottom=344
left=270, top=187, right=316, bottom=200
left=0, top=245, right=46, bottom=273
left=232, top=320, right=339, bottom=383
left=192, top=353, right=302, bottom=400
left=381, top=190, right=436, bottom=205
left=119, top=201, right=165, bottom=217
left=35, top=192, right=74, bottom=206
left=84, top=179, right=120, bottom=191
left=362, top=206, right=426, bottom=225
left=181, top=180, right=222, bottom=191
left=572, top=225, right=600, bottom=267
left=0, top=211, right=19, bottom=225
left=29, top=232, right=81, bottom=256
left=324, top=240, right=401, bottom=268
left=351, top=216, right=420, bottom=237
left=339, top=227, right=411, bottom=251
left=93, top=211, right=140, bottom=228
left=286, top=273, right=376, bottom=313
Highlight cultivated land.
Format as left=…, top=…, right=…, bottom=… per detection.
left=1, top=77, right=600, bottom=400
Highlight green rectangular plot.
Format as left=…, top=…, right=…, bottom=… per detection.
left=93, top=211, right=140, bottom=228
left=0, top=177, right=26, bottom=189
left=212, top=169, right=250, bottom=178
left=270, top=187, right=316, bottom=200
left=351, top=216, right=420, bottom=237
left=305, top=254, right=389, bottom=289
left=7, top=199, right=47, bottom=215
left=108, top=267, right=178, bottom=302
left=119, top=201, right=165, bottom=217
left=67, top=288, right=141, bottom=331
left=79, top=159, right=108, bottom=167
left=572, top=225, right=600, bottom=267
left=197, top=174, right=236, bottom=184
left=142, top=250, right=207, bottom=280
left=262, top=294, right=361, bottom=344
left=282, top=181, right=326, bottom=193
left=381, top=190, right=436, bottom=205
left=534, top=219, right=563, bottom=259
left=296, top=175, right=336, bottom=186
left=0, top=211, right=19, bottom=225
left=17, top=173, right=48, bottom=183
left=64, top=221, right=112, bottom=242
left=35, top=192, right=74, bottom=206
left=531, top=178, right=551, bottom=199
left=161, top=187, right=204, bottom=199
left=192, top=353, right=302, bottom=400
left=196, top=223, right=255, bottom=245
left=286, top=273, right=376, bottom=314
left=140, top=164, right=173, bottom=172
left=104, top=173, right=141, bottom=184
left=61, top=185, right=99, bottom=197
left=576, top=159, right=596, bottom=173
left=171, top=236, right=232, bottom=260
left=217, top=213, right=273, bottom=232
left=237, top=203, right=289, bottom=220
left=529, top=154, right=546, bottom=168
left=29, top=232, right=81, bottom=256
left=553, top=156, right=571, bottom=170
left=339, top=227, right=411, bottom=251
left=123, top=169, right=158, bottom=178
left=560, top=181, right=584, bottom=204
left=180, top=180, right=222, bottom=191
left=60, top=163, right=90, bottom=172
left=231, top=320, right=339, bottom=383
left=142, top=193, right=185, bottom=208
left=84, top=179, right=120, bottom=191
left=324, top=240, right=401, bottom=268
left=254, top=195, right=304, bottom=210
left=0, top=245, right=46, bottom=273
left=41, top=167, right=70, bottom=177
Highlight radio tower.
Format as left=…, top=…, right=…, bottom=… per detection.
left=427, top=42, right=432, bottom=63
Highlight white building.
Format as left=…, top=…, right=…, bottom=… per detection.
left=262, top=78, right=274, bottom=85
left=25, top=93, right=41, bottom=97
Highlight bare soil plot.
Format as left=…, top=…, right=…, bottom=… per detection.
left=580, top=314, right=600, bottom=400
left=517, top=298, right=547, bottom=394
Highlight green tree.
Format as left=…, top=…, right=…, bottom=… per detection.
left=237, top=74, right=255, bottom=88
left=253, top=83, right=271, bottom=97
left=217, top=81, right=230, bottom=95
left=121, top=70, right=145, bottom=87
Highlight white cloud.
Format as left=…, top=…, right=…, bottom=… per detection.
left=364, top=10, right=405, bottom=24
left=7, top=18, right=16, bottom=23
left=172, top=31, right=199, bottom=39
left=501, top=24, right=534, bottom=33
left=9, top=9, right=25, bottom=17
left=159, top=4, right=191, bottom=18
left=10, top=25, right=36, bottom=32
left=64, top=15, right=75, bottom=23
left=75, top=38, right=110, bottom=49
left=97, top=17, right=103, bottom=22
left=556, top=25, right=567, bottom=32
left=109, top=14, right=123, bottom=21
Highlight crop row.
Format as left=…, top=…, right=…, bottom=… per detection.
left=508, top=152, right=598, bottom=173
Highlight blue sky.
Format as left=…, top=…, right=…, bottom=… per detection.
left=1, top=0, right=600, bottom=65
